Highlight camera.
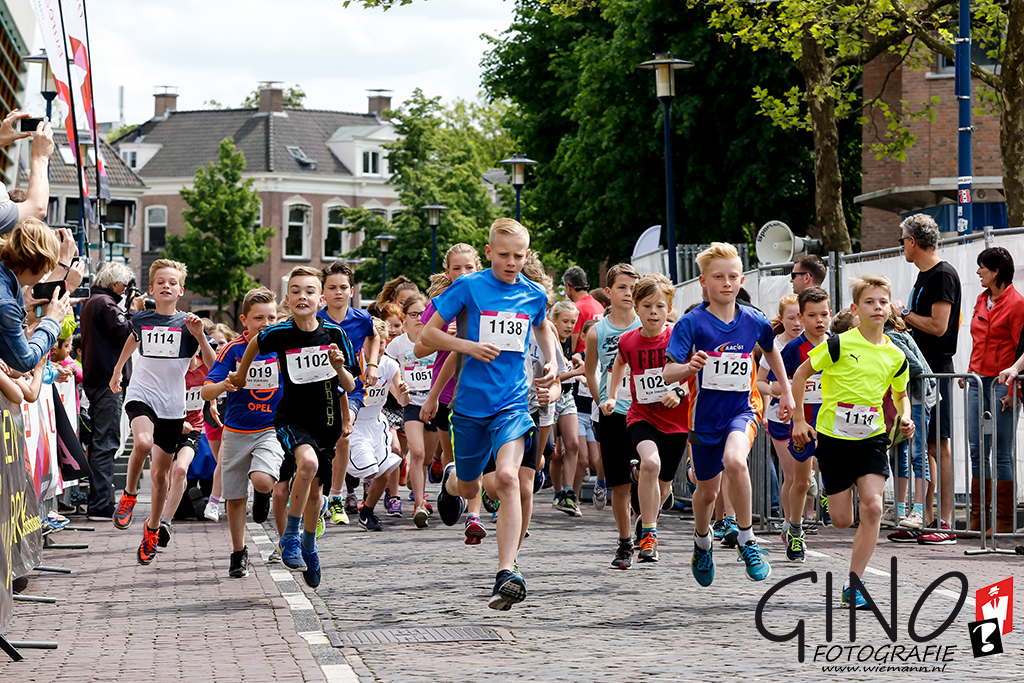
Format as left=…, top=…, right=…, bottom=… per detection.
left=19, top=117, right=44, bottom=133
left=124, top=278, right=155, bottom=310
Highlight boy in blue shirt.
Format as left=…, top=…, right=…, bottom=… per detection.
left=203, top=286, right=284, bottom=580
left=665, top=243, right=795, bottom=586
left=420, top=218, right=558, bottom=610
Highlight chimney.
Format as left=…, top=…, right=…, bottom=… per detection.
left=259, top=83, right=284, bottom=114
left=367, top=90, right=392, bottom=121
left=154, top=86, right=178, bottom=118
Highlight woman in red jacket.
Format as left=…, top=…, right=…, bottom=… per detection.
left=967, top=247, right=1024, bottom=534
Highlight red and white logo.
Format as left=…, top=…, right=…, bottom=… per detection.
left=976, top=578, right=1013, bottom=636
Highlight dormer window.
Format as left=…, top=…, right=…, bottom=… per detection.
left=362, top=151, right=380, bottom=175
left=286, top=146, right=316, bottom=168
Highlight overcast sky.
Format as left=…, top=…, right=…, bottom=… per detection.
left=25, top=0, right=516, bottom=125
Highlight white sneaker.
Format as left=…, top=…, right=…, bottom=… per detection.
left=204, top=500, right=220, bottom=522
left=593, top=485, right=607, bottom=510
left=806, top=476, right=818, bottom=500
left=881, top=504, right=897, bottom=528
left=901, top=511, right=924, bottom=529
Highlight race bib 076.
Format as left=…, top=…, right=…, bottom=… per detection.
left=285, top=346, right=334, bottom=384
left=142, top=326, right=181, bottom=358
left=479, top=311, right=530, bottom=352
left=701, top=351, right=752, bottom=392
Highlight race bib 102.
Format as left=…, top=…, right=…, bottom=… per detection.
left=634, top=367, right=683, bottom=405
left=479, top=311, right=530, bottom=352
left=285, top=346, right=334, bottom=384
left=833, top=402, right=880, bottom=438
left=701, top=351, right=753, bottom=392
left=142, top=326, right=181, bottom=358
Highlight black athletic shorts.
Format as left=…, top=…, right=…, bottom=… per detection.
left=435, top=402, right=452, bottom=432
left=403, top=403, right=438, bottom=432
left=627, top=420, right=688, bottom=483
left=816, top=433, right=890, bottom=495
left=275, top=420, right=341, bottom=483
left=599, top=411, right=639, bottom=488
left=125, top=401, right=182, bottom=455
left=174, top=429, right=202, bottom=456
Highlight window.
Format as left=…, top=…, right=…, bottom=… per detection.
left=59, top=147, right=77, bottom=165
left=284, top=204, right=311, bottom=259
left=254, top=202, right=263, bottom=231
left=286, top=146, right=316, bottom=168
left=362, top=151, right=380, bottom=175
left=323, top=207, right=347, bottom=259
left=146, top=205, right=167, bottom=252
left=123, top=151, right=137, bottom=168
left=369, top=208, right=387, bottom=220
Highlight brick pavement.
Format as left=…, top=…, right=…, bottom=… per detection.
left=0, top=487, right=328, bottom=683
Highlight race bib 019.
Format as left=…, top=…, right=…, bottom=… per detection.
left=285, top=346, right=334, bottom=384
left=634, top=367, right=683, bottom=405
left=833, top=402, right=880, bottom=438
left=701, top=351, right=753, bottom=392
left=403, top=364, right=433, bottom=393
left=185, top=387, right=204, bottom=412
left=241, top=359, right=279, bottom=391
left=479, top=311, right=530, bottom=352
left=142, top=326, right=181, bottom=358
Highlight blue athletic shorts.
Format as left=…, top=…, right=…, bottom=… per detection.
left=767, top=419, right=791, bottom=442
left=450, top=409, right=535, bottom=483
left=688, top=413, right=758, bottom=481
left=788, top=433, right=817, bottom=463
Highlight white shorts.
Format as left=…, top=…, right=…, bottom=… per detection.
left=348, top=414, right=402, bottom=481
left=577, top=412, right=596, bottom=442
left=220, top=428, right=284, bottom=500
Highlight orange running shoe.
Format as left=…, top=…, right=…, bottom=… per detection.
left=137, top=525, right=160, bottom=565
left=637, top=533, right=659, bottom=563
left=113, top=492, right=137, bottom=530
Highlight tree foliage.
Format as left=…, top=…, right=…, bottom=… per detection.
left=164, top=139, right=276, bottom=321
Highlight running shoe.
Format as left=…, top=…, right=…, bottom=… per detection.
left=113, top=491, right=137, bottom=530
left=413, top=505, right=429, bottom=529
left=881, top=504, right=897, bottom=528
left=533, top=470, right=545, bottom=493
left=188, top=487, right=206, bottom=520
left=842, top=583, right=869, bottom=610
left=786, top=529, right=806, bottom=563
left=399, top=458, right=408, bottom=487
left=683, top=457, right=697, bottom=496
left=137, top=525, right=160, bottom=565
left=629, top=459, right=640, bottom=484
left=488, top=569, right=527, bottom=611
left=917, top=520, right=957, bottom=545
left=887, top=525, right=926, bottom=543
left=611, top=540, right=633, bottom=570
left=737, top=540, right=772, bottom=581
left=157, top=519, right=172, bottom=549
left=691, top=542, right=714, bottom=586
left=428, top=457, right=444, bottom=484
left=583, top=468, right=591, bottom=482
left=301, top=546, right=321, bottom=588
left=464, top=514, right=486, bottom=545
left=385, top=496, right=403, bottom=518
left=316, top=495, right=328, bottom=540
left=820, top=494, right=832, bottom=527
left=279, top=534, right=307, bottom=572
left=359, top=508, right=383, bottom=532
left=803, top=521, right=818, bottom=535
left=634, top=517, right=643, bottom=547
left=267, top=548, right=282, bottom=564
left=552, top=491, right=565, bottom=510
left=555, top=490, right=577, bottom=516
left=661, top=490, right=674, bottom=512
left=328, top=496, right=347, bottom=525
left=437, top=463, right=465, bottom=526
left=721, top=515, right=739, bottom=548
left=229, top=546, right=249, bottom=578
left=481, top=489, right=499, bottom=514
left=424, top=501, right=434, bottom=515
left=593, top=485, right=607, bottom=510
left=807, top=475, right=818, bottom=500
left=712, top=519, right=727, bottom=541
left=252, top=490, right=271, bottom=524
left=344, top=492, right=359, bottom=514
left=637, top=533, right=659, bottom=563
left=204, top=499, right=220, bottom=522
left=566, top=490, right=582, bottom=517
left=901, top=510, right=924, bottom=529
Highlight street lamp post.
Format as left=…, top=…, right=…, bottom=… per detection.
left=498, top=154, right=537, bottom=222
left=21, top=51, right=57, bottom=119
left=638, top=52, right=693, bottom=284
left=421, top=204, right=448, bottom=274
left=374, top=233, right=396, bottom=283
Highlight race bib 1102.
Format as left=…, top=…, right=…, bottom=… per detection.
left=285, top=346, right=334, bottom=384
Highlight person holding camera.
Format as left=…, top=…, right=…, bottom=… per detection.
left=0, top=111, right=56, bottom=230
left=81, top=262, right=145, bottom=520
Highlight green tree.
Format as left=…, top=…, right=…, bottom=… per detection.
left=164, top=139, right=276, bottom=321
left=241, top=84, right=307, bottom=108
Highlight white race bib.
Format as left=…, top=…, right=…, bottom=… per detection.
left=804, top=375, right=823, bottom=405
left=479, top=310, right=530, bottom=352
left=185, top=386, right=204, bottom=412
left=576, top=376, right=591, bottom=398
left=285, top=346, right=334, bottom=384
left=403, top=364, right=433, bottom=393
left=833, top=403, right=880, bottom=438
left=241, top=359, right=279, bottom=391
left=142, top=326, right=181, bottom=358
left=363, top=383, right=388, bottom=407
left=765, top=398, right=781, bottom=423
left=701, top=352, right=753, bottom=392
left=607, top=365, right=631, bottom=402
left=635, top=367, right=683, bottom=405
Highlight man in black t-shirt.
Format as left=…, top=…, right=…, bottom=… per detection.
left=893, top=213, right=960, bottom=545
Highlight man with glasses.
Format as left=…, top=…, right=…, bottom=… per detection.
left=790, top=255, right=827, bottom=295
left=892, top=213, right=960, bottom=546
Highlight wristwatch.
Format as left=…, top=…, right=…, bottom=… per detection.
left=901, top=308, right=911, bottom=319
left=673, top=386, right=687, bottom=401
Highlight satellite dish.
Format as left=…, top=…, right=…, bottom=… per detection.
left=632, top=225, right=662, bottom=258
left=755, top=220, right=820, bottom=265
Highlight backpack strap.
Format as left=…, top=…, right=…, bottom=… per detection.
left=827, top=334, right=841, bottom=364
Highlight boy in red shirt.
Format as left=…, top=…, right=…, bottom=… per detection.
left=603, top=273, right=690, bottom=563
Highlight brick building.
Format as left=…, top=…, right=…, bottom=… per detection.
left=857, top=47, right=1007, bottom=252
left=113, top=86, right=401, bottom=314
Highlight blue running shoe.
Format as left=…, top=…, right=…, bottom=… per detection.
left=279, top=534, right=306, bottom=572
left=786, top=529, right=806, bottom=563
left=301, top=545, right=321, bottom=588
left=821, top=494, right=832, bottom=527
left=488, top=569, right=527, bottom=611
left=737, top=540, right=772, bottom=581
left=692, top=542, right=714, bottom=587
left=684, top=457, right=697, bottom=496
left=438, top=463, right=466, bottom=526
left=712, top=519, right=727, bottom=541
left=721, top=515, right=739, bottom=548
left=842, top=583, right=869, bottom=610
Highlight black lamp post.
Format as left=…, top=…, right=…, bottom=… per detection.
left=22, top=51, right=57, bottom=119
left=374, top=233, right=396, bottom=283
left=421, top=204, right=448, bottom=274
left=638, top=52, right=693, bottom=284
left=498, top=154, right=537, bottom=222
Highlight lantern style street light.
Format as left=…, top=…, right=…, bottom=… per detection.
left=374, top=233, right=396, bottom=282
left=421, top=203, right=448, bottom=274
left=498, top=154, right=537, bottom=222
